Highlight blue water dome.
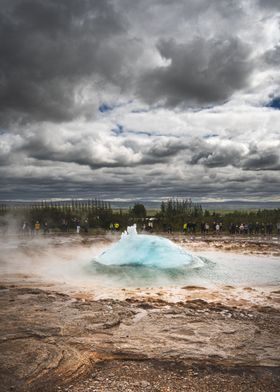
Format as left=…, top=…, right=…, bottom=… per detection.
left=96, top=225, right=202, bottom=269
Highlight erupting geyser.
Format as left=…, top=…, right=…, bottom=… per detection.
left=87, top=225, right=208, bottom=286
left=95, top=225, right=203, bottom=268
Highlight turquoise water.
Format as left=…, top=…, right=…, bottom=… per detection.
left=96, top=225, right=202, bottom=268
left=87, top=226, right=280, bottom=287
left=194, top=250, right=280, bottom=287
left=89, top=225, right=211, bottom=286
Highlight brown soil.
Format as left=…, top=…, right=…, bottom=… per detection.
left=168, top=234, right=280, bottom=256
left=0, top=286, right=279, bottom=392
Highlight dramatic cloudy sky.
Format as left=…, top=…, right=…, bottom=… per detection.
left=1, top=0, right=280, bottom=201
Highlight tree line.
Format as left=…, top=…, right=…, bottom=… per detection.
left=0, top=198, right=280, bottom=234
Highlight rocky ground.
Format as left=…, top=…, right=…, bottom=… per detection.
left=0, top=234, right=279, bottom=391
left=170, top=234, right=280, bottom=257
left=0, top=285, right=279, bottom=392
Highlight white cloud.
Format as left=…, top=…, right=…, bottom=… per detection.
left=0, top=0, right=280, bottom=201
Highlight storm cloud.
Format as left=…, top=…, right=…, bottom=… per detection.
left=138, top=37, right=252, bottom=107
left=0, top=0, right=280, bottom=201
left=0, top=0, right=134, bottom=123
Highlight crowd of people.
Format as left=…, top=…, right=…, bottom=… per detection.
left=21, top=220, right=49, bottom=235
left=228, top=222, right=275, bottom=235
left=6, top=219, right=280, bottom=236
left=180, top=221, right=279, bottom=235
left=18, top=218, right=121, bottom=235
left=161, top=221, right=280, bottom=235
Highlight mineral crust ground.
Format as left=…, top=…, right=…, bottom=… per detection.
left=0, top=234, right=279, bottom=391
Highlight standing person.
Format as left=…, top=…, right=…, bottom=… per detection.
left=183, top=223, right=187, bottom=234
left=76, top=220, right=81, bottom=234
left=200, top=222, right=205, bottom=235
left=22, top=221, right=31, bottom=236
left=215, top=223, right=220, bottom=235
left=187, top=222, right=193, bottom=234
left=43, top=221, right=49, bottom=234
left=84, top=219, right=89, bottom=233
left=148, top=220, right=153, bottom=232
left=212, top=222, right=216, bottom=233
left=114, top=222, right=120, bottom=231
left=34, top=221, right=40, bottom=235
left=205, top=222, right=209, bottom=234
left=62, top=219, right=67, bottom=232
left=22, top=221, right=28, bottom=236
left=266, top=223, right=273, bottom=235
left=24, top=221, right=30, bottom=236
left=248, top=223, right=253, bottom=235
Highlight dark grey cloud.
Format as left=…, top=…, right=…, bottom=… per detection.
left=257, top=0, right=280, bottom=9
left=1, top=119, right=279, bottom=201
left=187, top=139, right=280, bottom=171
left=239, top=144, right=280, bottom=171
left=6, top=127, right=188, bottom=169
left=0, top=0, right=279, bottom=202
left=138, top=37, right=252, bottom=107
left=141, top=138, right=188, bottom=164
left=1, top=163, right=279, bottom=201
left=0, top=0, right=130, bottom=124
left=265, top=45, right=280, bottom=66
left=189, top=140, right=243, bottom=168
left=0, top=0, right=257, bottom=126
left=242, top=152, right=280, bottom=171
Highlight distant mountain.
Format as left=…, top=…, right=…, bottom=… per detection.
left=1, top=199, right=279, bottom=211
left=200, top=201, right=280, bottom=210
left=110, top=200, right=280, bottom=210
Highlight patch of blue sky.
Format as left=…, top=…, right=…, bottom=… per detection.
left=267, top=96, right=280, bottom=109
left=111, top=125, right=165, bottom=138
left=99, top=100, right=137, bottom=114
left=99, top=103, right=113, bottom=113
left=127, top=130, right=152, bottom=137
left=111, top=124, right=124, bottom=135
left=203, top=133, right=219, bottom=139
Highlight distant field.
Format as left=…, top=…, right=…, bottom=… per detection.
left=202, top=208, right=276, bottom=214
left=111, top=201, right=280, bottom=212
left=112, top=208, right=159, bottom=216
left=113, top=207, right=279, bottom=216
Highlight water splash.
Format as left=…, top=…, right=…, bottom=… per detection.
left=95, top=224, right=203, bottom=269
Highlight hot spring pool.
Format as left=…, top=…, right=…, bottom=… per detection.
left=86, top=226, right=280, bottom=288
